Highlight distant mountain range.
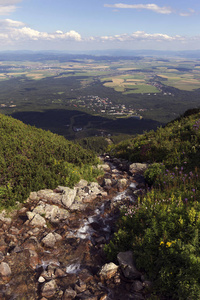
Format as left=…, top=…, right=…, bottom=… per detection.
left=1, top=49, right=200, bottom=60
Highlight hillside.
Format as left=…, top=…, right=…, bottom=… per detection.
left=0, top=113, right=99, bottom=208
left=105, top=109, right=200, bottom=299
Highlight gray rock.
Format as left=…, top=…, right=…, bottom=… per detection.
left=117, top=178, right=128, bottom=191
left=27, top=212, right=46, bottom=227
left=28, top=191, right=38, bottom=201
left=103, top=178, right=112, bottom=187
left=97, top=164, right=110, bottom=172
left=75, top=179, right=88, bottom=188
left=41, top=280, right=57, bottom=298
left=99, top=262, right=118, bottom=280
left=131, top=280, right=144, bottom=292
left=60, top=187, right=76, bottom=208
left=0, top=262, right=11, bottom=276
left=42, top=233, right=56, bottom=248
left=37, top=189, right=62, bottom=205
left=33, top=203, right=69, bottom=223
left=129, top=163, right=148, bottom=174
left=41, top=232, right=62, bottom=248
left=117, top=251, right=141, bottom=279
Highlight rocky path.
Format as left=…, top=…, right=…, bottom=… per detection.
left=0, top=156, right=151, bottom=300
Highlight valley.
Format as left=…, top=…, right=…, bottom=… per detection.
left=0, top=52, right=200, bottom=139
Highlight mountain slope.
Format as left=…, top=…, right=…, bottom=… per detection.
left=105, top=109, right=200, bottom=299
left=0, top=113, right=99, bottom=208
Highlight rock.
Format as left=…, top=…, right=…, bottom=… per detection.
left=55, top=267, right=66, bottom=278
left=27, top=213, right=46, bottom=227
left=38, top=276, right=45, bottom=283
left=75, top=279, right=87, bottom=293
left=97, top=164, right=110, bottom=172
left=103, top=178, right=112, bottom=187
left=41, top=265, right=56, bottom=280
left=28, top=191, right=38, bottom=201
left=129, top=163, right=148, bottom=174
left=75, top=179, right=88, bottom=188
left=41, top=280, right=57, bottom=298
left=117, top=178, right=128, bottom=191
left=60, top=187, right=76, bottom=208
left=0, top=262, right=11, bottom=276
left=0, top=212, right=12, bottom=224
left=33, top=203, right=69, bottom=223
left=99, top=262, right=118, bottom=280
left=131, top=280, right=144, bottom=292
left=63, top=287, right=77, bottom=300
left=117, top=251, right=141, bottom=280
left=42, top=233, right=58, bottom=248
left=78, top=268, right=93, bottom=283
left=37, top=189, right=62, bottom=205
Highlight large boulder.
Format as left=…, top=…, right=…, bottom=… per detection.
left=117, top=251, right=141, bottom=279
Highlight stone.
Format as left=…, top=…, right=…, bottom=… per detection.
left=131, top=280, right=144, bottom=292
left=42, top=233, right=57, bottom=248
left=99, top=262, right=118, bottom=280
left=41, top=280, right=57, bottom=298
left=97, top=164, right=110, bottom=172
left=28, top=213, right=46, bottom=227
left=37, top=189, right=62, bottom=205
left=103, top=178, right=112, bottom=187
left=28, top=191, right=38, bottom=201
left=75, top=279, right=87, bottom=293
left=129, top=163, right=148, bottom=174
left=117, top=178, right=128, bottom=191
left=0, top=262, right=11, bottom=276
left=63, top=287, right=77, bottom=300
left=38, top=276, right=45, bottom=283
left=60, top=187, right=76, bottom=208
left=55, top=267, right=66, bottom=278
left=117, top=251, right=141, bottom=280
left=75, top=179, right=88, bottom=188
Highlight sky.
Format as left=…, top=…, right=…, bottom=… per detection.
left=0, top=0, right=200, bottom=52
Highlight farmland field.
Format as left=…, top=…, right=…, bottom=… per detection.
left=0, top=52, right=200, bottom=139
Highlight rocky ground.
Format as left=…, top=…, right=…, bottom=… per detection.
left=0, top=156, right=152, bottom=300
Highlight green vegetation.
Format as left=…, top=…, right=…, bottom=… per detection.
left=0, top=113, right=100, bottom=209
left=105, top=109, right=200, bottom=299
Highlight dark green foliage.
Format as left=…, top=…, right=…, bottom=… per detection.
left=75, top=136, right=109, bottom=154
left=0, top=113, right=99, bottom=208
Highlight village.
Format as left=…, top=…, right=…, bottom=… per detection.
left=74, top=94, right=143, bottom=118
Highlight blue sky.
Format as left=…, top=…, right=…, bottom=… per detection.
left=0, top=0, right=200, bottom=51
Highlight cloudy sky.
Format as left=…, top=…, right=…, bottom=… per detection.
left=0, top=0, right=199, bottom=51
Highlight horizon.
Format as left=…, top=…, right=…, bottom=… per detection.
left=0, top=1, right=199, bottom=52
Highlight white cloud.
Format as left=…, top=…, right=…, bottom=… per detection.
left=104, top=3, right=173, bottom=14
left=179, top=8, right=195, bottom=17
left=0, top=5, right=16, bottom=14
left=98, top=31, right=184, bottom=43
left=0, top=19, right=82, bottom=42
left=0, top=0, right=22, bottom=15
left=0, top=18, right=25, bottom=27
